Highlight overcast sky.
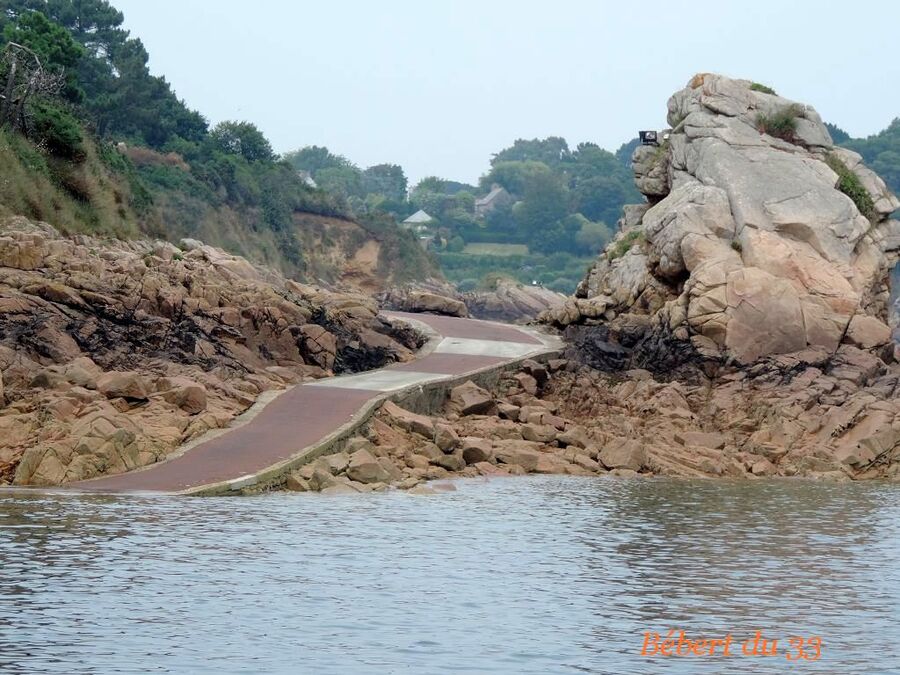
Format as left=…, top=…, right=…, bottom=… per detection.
left=115, top=0, right=900, bottom=185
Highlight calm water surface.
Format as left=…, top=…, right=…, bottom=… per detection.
left=1, top=476, right=899, bottom=674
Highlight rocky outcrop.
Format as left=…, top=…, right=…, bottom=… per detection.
left=379, top=282, right=468, bottom=317
left=381, top=278, right=566, bottom=323
left=530, top=74, right=900, bottom=481
left=463, top=280, right=566, bottom=323
left=0, top=218, right=422, bottom=486
left=546, top=74, right=900, bottom=368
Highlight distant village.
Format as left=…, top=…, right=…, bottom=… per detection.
left=400, top=184, right=514, bottom=251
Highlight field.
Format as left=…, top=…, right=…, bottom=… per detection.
left=462, top=243, right=529, bottom=256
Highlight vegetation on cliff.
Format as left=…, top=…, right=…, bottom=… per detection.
left=0, top=0, right=436, bottom=285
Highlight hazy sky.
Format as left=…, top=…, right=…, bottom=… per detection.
left=115, top=0, right=900, bottom=185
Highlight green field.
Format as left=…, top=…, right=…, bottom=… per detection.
left=437, top=250, right=594, bottom=294
left=462, top=243, right=529, bottom=256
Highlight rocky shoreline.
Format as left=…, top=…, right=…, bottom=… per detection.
left=0, top=218, right=420, bottom=486
left=281, top=341, right=900, bottom=496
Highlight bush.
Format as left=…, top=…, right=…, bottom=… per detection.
left=825, top=153, right=876, bottom=220
left=607, top=229, right=644, bottom=261
left=447, top=235, right=465, bottom=252
left=750, top=82, right=777, bottom=95
left=28, top=100, right=85, bottom=161
left=756, top=104, right=803, bottom=142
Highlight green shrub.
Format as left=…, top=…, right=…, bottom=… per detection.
left=756, top=104, right=803, bottom=142
left=607, top=229, right=644, bottom=261
left=730, top=240, right=743, bottom=252
left=28, top=100, right=85, bottom=161
left=825, top=153, right=876, bottom=220
left=750, top=82, right=777, bottom=95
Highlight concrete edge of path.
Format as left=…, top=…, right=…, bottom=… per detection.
left=181, top=315, right=563, bottom=497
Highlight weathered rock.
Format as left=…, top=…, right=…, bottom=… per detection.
left=346, top=448, right=390, bottom=484
left=599, top=438, right=646, bottom=471
left=382, top=401, right=434, bottom=438
left=492, top=440, right=543, bottom=472
left=521, top=423, right=557, bottom=443
left=448, top=381, right=496, bottom=416
left=434, top=451, right=465, bottom=472
left=460, top=437, right=492, bottom=464
left=433, top=423, right=459, bottom=452
left=846, top=315, right=891, bottom=350
left=96, top=371, right=149, bottom=401
left=464, top=279, right=566, bottom=322
left=557, top=425, right=590, bottom=449
left=674, top=431, right=727, bottom=449
left=402, top=291, right=468, bottom=317
left=159, top=377, right=208, bottom=414
left=560, top=73, right=900, bottom=367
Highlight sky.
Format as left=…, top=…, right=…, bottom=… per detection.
left=114, top=0, right=900, bottom=185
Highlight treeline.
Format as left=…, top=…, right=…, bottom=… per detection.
left=287, top=135, right=641, bottom=258
left=833, top=120, right=900, bottom=200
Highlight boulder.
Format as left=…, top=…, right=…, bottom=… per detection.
left=159, top=377, right=208, bottom=414
left=403, top=291, right=468, bottom=318
left=599, top=438, right=646, bottom=471
left=96, top=371, right=149, bottom=401
left=298, top=324, right=337, bottom=371
left=464, top=280, right=565, bottom=322
left=433, top=423, right=459, bottom=452
left=460, top=437, right=492, bottom=464
left=434, top=451, right=465, bottom=472
left=382, top=401, right=434, bottom=438
left=845, top=315, right=891, bottom=350
left=448, top=381, right=496, bottom=416
left=346, top=448, right=390, bottom=484
left=674, top=431, right=727, bottom=449
left=492, top=440, right=543, bottom=472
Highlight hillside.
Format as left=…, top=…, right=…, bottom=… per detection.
left=0, top=0, right=436, bottom=288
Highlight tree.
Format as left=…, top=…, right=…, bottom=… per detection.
left=362, top=163, right=407, bottom=201
left=481, top=160, right=552, bottom=195
left=574, top=216, right=612, bottom=253
left=844, top=118, right=900, bottom=198
left=825, top=122, right=850, bottom=144
left=491, top=136, right=570, bottom=168
left=284, top=145, right=352, bottom=175
left=2, top=10, right=83, bottom=102
left=315, top=164, right=363, bottom=198
left=512, top=168, right=569, bottom=247
left=209, top=120, right=274, bottom=162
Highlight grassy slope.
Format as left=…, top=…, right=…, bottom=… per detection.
left=0, top=129, right=437, bottom=287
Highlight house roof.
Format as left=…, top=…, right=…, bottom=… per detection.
left=403, top=209, right=434, bottom=224
left=475, top=185, right=508, bottom=207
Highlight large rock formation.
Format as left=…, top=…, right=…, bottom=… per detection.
left=536, top=74, right=900, bottom=480
left=0, top=218, right=421, bottom=486
left=547, top=73, right=900, bottom=366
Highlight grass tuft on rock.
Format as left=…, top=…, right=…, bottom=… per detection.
left=755, top=104, right=803, bottom=142
left=607, top=230, right=645, bottom=261
left=825, top=153, right=876, bottom=220
left=750, top=82, right=777, bottom=95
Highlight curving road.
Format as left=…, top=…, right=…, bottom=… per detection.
left=71, top=311, right=560, bottom=495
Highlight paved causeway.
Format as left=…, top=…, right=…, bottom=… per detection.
left=72, top=311, right=559, bottom=494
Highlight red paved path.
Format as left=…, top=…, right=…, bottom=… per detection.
left=72, top=312, right=550, bottom=494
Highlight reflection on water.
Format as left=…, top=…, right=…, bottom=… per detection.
left=1, top=477, right=899, bottom=674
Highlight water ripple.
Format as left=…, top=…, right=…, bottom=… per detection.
left=1, top=477, right=899, bottom=673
